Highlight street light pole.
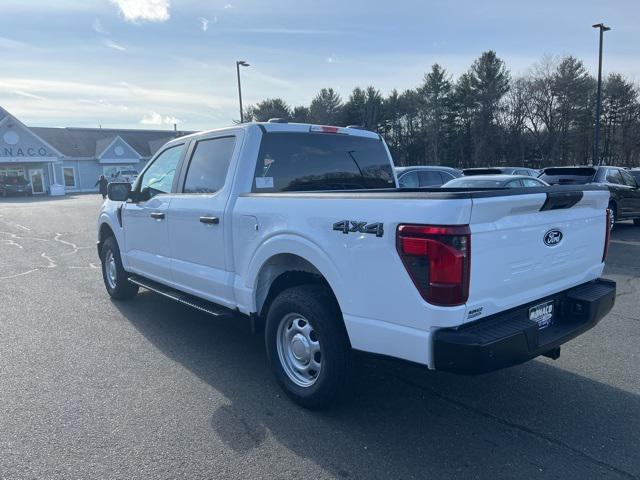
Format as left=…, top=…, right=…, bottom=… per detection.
left=236, top=60, right=250, bottom=123
left=592, top=23, right=610, bottom=166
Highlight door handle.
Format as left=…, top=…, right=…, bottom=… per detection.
left=150, top=212, right=165, bottom=220
left=199, top=216, right=219, bottom=225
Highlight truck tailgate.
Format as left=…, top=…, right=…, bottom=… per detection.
left=466, top=190, right=609, bottom=320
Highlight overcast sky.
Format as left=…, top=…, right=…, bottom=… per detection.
left=0, top=0, right=637, bottom=130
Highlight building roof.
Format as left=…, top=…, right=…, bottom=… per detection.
left=0, top=104, right=195, bottom=158
left=31, top=126, right=195, bottom=158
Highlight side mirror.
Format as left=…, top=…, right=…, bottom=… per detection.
left=107, top=182, right=132, bottom=201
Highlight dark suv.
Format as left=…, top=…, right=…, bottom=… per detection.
left=0, top=176, right=32, bottom=197
left=539, top=166, right=640, bottom=226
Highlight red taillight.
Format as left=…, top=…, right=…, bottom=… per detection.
left=603, top=209, right=611, bottom=262
left=396, top=224, right=471, bottom=306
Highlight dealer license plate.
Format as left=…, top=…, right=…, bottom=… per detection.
left=529, top=300, right=554, bottom=330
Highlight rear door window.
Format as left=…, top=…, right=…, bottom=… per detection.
left=252, top=132, right=395, bottom=192
left=418, top=170, right=444, bottom=187
left=183, top=136, right=236, bottom=194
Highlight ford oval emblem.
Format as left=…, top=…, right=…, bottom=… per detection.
left=543, top=229, right=563, bottom=246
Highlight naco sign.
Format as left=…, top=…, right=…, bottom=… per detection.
left=0, top=124, right=59, bottom=163
left=2, top=145, right=49, bottom=157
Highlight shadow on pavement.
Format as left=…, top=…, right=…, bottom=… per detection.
left=114, top=292, right=640, bottom=479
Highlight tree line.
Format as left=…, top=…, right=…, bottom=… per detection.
left=244, top=51, right=640, bottom=168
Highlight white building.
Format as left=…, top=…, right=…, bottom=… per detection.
left=0, top=106, right=192, bottom=195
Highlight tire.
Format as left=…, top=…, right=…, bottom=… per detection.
left=265, top=284, right=352, bottom=409
left=100, top=236, right=138, bottom=300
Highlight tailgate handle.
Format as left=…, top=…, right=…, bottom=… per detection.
left=540, top=191, right=583, bottom=211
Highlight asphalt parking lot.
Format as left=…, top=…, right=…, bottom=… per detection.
left=0, top=194, right=638, bottom=480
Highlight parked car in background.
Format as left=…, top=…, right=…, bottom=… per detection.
left=0, top=175, right=32, bottom=197
left=396, top=166, right=462, bottom=188
left=110, top=168, right=139, bottom=184
left=444, top=175, right=549, bottom=188
left=539, top=166, right=640, bottom=226
left=462, top=167, right=539, bottom=176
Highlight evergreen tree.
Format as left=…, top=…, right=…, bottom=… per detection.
left=245, top=98, right=291, bottom=122
left=309, top=88, right=343, bottom=125
left=419, top=64, right=452, bottom=164
left=469, top=50, right=511, bottom=165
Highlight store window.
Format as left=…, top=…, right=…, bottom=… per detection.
left=0, top=166, right=27, bottom=178
left=63, top=167, right=76, bottom=188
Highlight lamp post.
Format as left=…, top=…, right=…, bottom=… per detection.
left=592, top=23, right=610, bottom=166
left=236, top=60, right=250, bottom=123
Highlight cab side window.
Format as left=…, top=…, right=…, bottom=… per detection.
left=522, top=178, right=543, bottom=187
left=398, top=171, right=419, bottom=188
left=183, top=136, right=236, bottom=194
left=606, top=169, right=624, bottom=185
left=620, top=169, right=638, bottom=188
left=418, top=170, right=444, bottom=187
left=139, top=145, right=183, bottom=199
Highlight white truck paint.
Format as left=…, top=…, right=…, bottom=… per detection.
left=97, top=122, right=615, bottom=408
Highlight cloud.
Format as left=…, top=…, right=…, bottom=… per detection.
left=0, top=36, right=28, bottom=50
left=110, top=0, right=170, bottom=23
left=326, top=55, right=336, bottom=64
left=92, top=18, right=108, bottom=35
left=103, top=39, right=127, bottom=51
left=12, top=90, right=47, bottom=101
left=198, top=16, right=209, bottom=31
left=223, top=3, right=233, bottom=9
left=227, top=28, right=336, bottom=35
left=141, top=111, right=181, bottom=125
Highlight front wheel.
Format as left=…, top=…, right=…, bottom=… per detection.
left=100, top=236, right=138, bottom=300
left=265, top=284, right=352, bottom=409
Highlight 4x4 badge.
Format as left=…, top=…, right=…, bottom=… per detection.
left=333, top=220, right=384, bottom=238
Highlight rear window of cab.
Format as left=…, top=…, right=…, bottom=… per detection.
left=252, top=132, right=395, bottom=192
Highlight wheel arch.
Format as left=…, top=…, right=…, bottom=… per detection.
left=245, top=235, right=347, bottom=323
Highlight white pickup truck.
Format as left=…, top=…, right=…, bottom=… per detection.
left=97, top=121, right=616, bottom=408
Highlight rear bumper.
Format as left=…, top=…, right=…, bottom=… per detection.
left=433, top=278, right=616, bottom=374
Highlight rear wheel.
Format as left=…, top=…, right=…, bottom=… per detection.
left=265, top=284, right=352, bottom=409
left=100, top=236, right=138, bottom=300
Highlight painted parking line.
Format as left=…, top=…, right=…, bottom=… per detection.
left=610, top=239, right=640, bottom=247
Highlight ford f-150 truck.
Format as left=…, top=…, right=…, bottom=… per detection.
left=97, top=121, right=616, bottom=408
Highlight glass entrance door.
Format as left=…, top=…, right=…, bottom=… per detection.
left=29, top=169, right=45, bottom=194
